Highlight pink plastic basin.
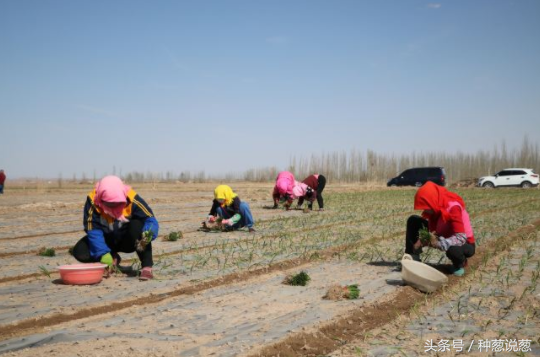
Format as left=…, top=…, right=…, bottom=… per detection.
left=58, top=263, right=107, bottom=285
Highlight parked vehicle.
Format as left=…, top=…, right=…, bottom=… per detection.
left=387, top=167, right=446, bottom=187
left=477, top=168, right=539, bottom=188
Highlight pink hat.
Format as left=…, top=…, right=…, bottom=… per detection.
left=94, top=176, right=131, bottom=222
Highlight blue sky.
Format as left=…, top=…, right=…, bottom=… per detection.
left=1, top=0, right=539, bottom=179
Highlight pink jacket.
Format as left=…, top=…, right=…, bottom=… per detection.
left=434, top=201, right=475, bottom=244
left=274, top=171, right=295, bottom=196
left=291, top=181, right=308, bottom=199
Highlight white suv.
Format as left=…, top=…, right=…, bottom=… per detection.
left=478, top=168, right=539, bottom=188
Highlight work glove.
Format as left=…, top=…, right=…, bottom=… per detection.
left=207, top=215, right=216, bottom=223
left=100, top=253, right=113, bottom=266
left=100, top=253, right=113, bottom=267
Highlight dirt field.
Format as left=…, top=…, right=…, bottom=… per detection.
left=0, top=182, right=539, bottom=356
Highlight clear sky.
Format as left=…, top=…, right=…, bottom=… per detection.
left=1, top=0, right=539, bottom=179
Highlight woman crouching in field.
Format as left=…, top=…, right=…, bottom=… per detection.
left=273, top=172, right=327, bottom=211
left=405, top=181, right=475, bottom=276
left=206, top=185, right=255, bottom=232
left=294, top=174, right=326, bottom=211
left=272, top=171, right=295, bottom=209
left=73, top=175, right=159, bottom=280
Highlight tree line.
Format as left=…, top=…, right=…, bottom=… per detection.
left=90, top=138, right=540, bottom=185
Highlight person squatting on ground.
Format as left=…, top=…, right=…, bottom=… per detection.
left=73, top=175, right=159, bottom=280
left=206, top=185, right=255, bottom=232
left=293, top=174, right=327, bottom=211
left=404, top=181, right=475, bottom=277
left=272, top=171, right=295, bottom=208
left=0, top=169, right=6, bottom=194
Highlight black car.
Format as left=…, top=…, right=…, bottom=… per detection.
left=387, top=167, right=446, bottom=187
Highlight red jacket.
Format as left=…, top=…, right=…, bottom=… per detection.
left=0, top=172, right=5, bottom=185
left=302, top=174, right=319, bottom=190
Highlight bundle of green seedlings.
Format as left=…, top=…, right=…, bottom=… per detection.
left=283, top=270, right=311, bottom=286
left=37, top=247, right=56, bottom=257
left=418, top=226, right=433, bottom=245
left=201, top=217, right=226, bottom=232
left=136, top=229, right=153, bottom=252
left=164, top=231, right=183, bottom=241
left=324, top=284, right=360, bottom=300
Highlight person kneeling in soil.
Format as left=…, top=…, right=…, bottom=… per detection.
left=272, top=171, right=295, bottom=209
left=294, top=174, right=326, bottom=211
left=206, top=185, right=255, bottom=232
left=405, top=181, right=475, bottom=277
left=73, top=175, right=159, bottom=280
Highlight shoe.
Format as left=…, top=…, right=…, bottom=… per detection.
left=248, top=228, right=256, bottom=233
left=139, top=267, right=153, bottom=281
left=453, top=268, right=465, bottom=277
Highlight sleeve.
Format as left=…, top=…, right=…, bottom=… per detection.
left=231, top=197, right=242, bottom=215
left=209, top=200, right=219, bottom=216
left=142, top=217, right=159, bottom=240
left=131, top=194, right=159, bottom=240
left=432, top=206, right=467, bottom=251
left=230, top=214, right=241, bottom=224
left=83, top=197, right=110, bottom=259
left=436, top=233, right=467, bottom=251
left=227, top=198, right=242, bottom=223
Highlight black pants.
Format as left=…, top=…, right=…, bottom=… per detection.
left=73, top=219, right=153, bottom=267
left=313, top=175, right=326, bottom=209
left=405, top=215, right=475, bottom=269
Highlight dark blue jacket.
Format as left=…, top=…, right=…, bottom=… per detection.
left=83, top=188, right=159, bottom=259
